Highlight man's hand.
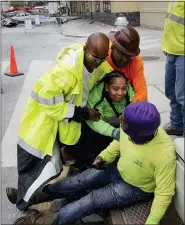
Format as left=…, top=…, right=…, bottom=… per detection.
left=163, top=51, right=167, bottom=56
left=88, top=109, right=101, bottom=121
left=71, top=107, right=100, bottom=122
left=92, top=156, right=106, bottom=170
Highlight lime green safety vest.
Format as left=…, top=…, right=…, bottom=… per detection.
left=162, top=1, right=185, bottom=55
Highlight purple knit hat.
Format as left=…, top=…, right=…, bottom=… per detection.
left=123, top=102, right=160, bottom=136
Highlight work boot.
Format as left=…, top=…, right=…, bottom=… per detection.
left=6, top=187, right=54, bottom=206
left=6, top=187, right=18, bottom=204
left=163, top=123, right=183, bottom=136
left=13, top=209, right=58, bottom=225
left=31, top=190, right=55, bottom=205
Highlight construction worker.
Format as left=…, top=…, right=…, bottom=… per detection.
left=162, top=1, right=184, bottom=136
left=12, top=102, right=176, bottom=225
left=94, top=26, right=147, bottom=103
left=6, top=32, right=109, bottom=212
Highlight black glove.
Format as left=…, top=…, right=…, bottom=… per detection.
left=70, top=106, right=89, bottom=123
left=69, top=107, right=101, bottom=123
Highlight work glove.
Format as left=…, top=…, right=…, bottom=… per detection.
left=71, top=107, right=100, bottom=122
left=92, top=156, right=108, bottom=170
left=112, top=128, right=120, bottom=141
left=88, top=108, right=101, bottom=121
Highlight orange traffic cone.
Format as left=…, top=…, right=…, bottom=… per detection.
left=5, top=46, right=24, bottom=77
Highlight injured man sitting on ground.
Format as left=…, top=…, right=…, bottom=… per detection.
left=13, top=102, right=176, bottom=225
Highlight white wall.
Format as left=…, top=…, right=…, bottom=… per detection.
left=140, top=2, right=168, bottom=29
left=1, top=1, right=11, bottom=12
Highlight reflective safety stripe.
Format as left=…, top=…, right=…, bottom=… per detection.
left=64, top=95, right=75, bottom=119
left=65, top=104, right=75, bottom=118
left=165, top=13, right=185, bottom=25
left=31, top=91, right=64, bottom=106
left=23, top=141, right=62, bottom=202
left=18, top=137, right=45, bottom=159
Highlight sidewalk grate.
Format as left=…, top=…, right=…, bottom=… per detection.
left=110, top=201, right=184, bottom=225
left=121, top=200, right=153, bottom=224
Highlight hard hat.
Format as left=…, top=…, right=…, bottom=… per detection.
left=110, top=26, right=140, bottom=56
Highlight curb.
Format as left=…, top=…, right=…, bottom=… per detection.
left=60, top=18, right=88, bottom=38
left=60, top=32, right=87, bottom=38
left=60, top=19, right=113, bottom=38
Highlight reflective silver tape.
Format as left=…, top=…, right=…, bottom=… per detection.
left=31, top=91, right=64, bottom=106
left=63, top=119, right=69, bottom=123
left=23, top=161, right=55, bottom=202
left=64, top=95, right=75, bottom=119
left=165, top=13, right=185, bottom=25
left=65, top=104, right=75, bottom=118
left=23, top=141, right=62, bottom=202
left=18, top=137, right=45, bottom=159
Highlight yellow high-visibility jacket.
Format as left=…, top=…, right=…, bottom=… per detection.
left=162, top=1, right=185, bottom=55
left=18, top=43, right=108, bottom=157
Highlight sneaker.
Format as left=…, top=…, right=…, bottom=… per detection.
left=163, top=123, right=183, bottom=136
left=6, top=187, right=18, bottom=204
left=6, top=187, right=54, bottom=206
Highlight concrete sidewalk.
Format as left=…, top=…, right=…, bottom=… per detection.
left=60, top=19, right=164, bottom=58
left=61, top=19, right=112, bottom=37
left=60, top=19, right=163, bottom=39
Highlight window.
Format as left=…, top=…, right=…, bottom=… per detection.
left=95, top=1, right=100, bottom=12
left=86, top=1, right=89, bottom=12
left=71, top=1, right=77, bottom=13
left=103, top=0, right=111, bottom=12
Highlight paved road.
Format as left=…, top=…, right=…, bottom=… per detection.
left=1, top=20, right=170, bottom=224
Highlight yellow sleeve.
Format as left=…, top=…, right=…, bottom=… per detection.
left=33, top=65, right=77, bottom=121
left=145, top=157, right=176, bottom=224
left=98, top=139, right=120, bottom=163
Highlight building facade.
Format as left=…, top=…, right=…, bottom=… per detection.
left=69, top=1, right=168, bottom=29
left=140, top=2, right=168, bottom=29
left=3, top=1, right=168, bottom=29
left=92, top=0, right=140, bottom=26
left=1, top=1, right=11, bottom=12
left=70, top=0, right=140, bottom=26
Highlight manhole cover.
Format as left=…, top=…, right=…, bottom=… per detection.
left=141, top=56, right=160, bottom=61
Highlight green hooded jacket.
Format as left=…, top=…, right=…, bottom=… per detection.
left=86, top=82, right=135, bottom=137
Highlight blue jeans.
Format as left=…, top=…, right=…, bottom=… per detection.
left=45, top=163, right=154, bottom=225
left=165, top=54, right=185, bottom=130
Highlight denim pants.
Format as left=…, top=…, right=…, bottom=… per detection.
left=165, top=54, right=185, bottom=130
left=45, top=163, right=154, bottom=225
